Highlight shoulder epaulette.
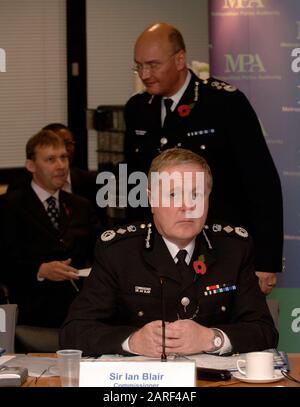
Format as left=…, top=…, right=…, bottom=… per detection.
left=202, top=77, right=237, bottom=93
left=205, top=223, right=249, bottom=239
left=99, top=221, right=150, bottom=245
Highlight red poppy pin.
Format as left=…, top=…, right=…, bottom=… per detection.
left=63, top=204, right=71, bottom=218
left=193, top=254, right=206, bottom=275
left=177, top=103, right=195, bottom=118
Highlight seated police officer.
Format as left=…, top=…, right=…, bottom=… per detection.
left=60, top=148, right=278, bottom=357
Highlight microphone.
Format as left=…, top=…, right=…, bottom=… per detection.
left=160, top=277, right=167, bottom=361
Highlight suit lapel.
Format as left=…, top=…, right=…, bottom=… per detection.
left=142, top=226, right=217, bottom=286
left=59, top=191, right=72, bottom=235
left=142, top=228, right=181, bottom=284
left=21, top=186, right=62, bottom=237
left=146, top=95, right=162, bottom=130
left=178, top=72, right=200, bottom=105
left=191, top=230, right=217, bottom=291
left=157, top=71, right=203, bottom=149
left=193, top=231, right=216, bottom=269
left=25, top=187, right=56, bottom=232
left=175, top=231, right=217, bottom=294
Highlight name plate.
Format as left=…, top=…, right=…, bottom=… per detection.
left=79, top=360, right=196, bottom=387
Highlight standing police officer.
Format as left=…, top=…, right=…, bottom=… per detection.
left=124, top=22, right=283, bottom=295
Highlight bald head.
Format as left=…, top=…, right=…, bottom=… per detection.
left=134, top=23, right=188, bottom=96
left=135, top=23, right=186, bottom=55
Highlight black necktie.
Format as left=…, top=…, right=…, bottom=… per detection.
left=176, top=249, right=189, bottom=279
left=163, top=98, right=173, bottom=129
left=46, top=196, right=60, bottom=230
left=176, top=249, right=188, bottom=265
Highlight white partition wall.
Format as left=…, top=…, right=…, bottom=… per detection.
left=0, top=0, right=67, bottom=169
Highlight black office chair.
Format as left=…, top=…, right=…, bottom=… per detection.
left=15, top=325, right=59, bottom=353
left=0, top=283, right=59, bottom=353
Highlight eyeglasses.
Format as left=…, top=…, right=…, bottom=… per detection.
left=132, top=51, right=180, bottom=74
left=280, top=369, right=300, bottom=384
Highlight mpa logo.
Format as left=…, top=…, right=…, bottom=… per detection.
left=222, top=0, right=265, bottom=9
left=225, top=54, right=265, bottom=73
left=0, top=48, right=6, bottom=73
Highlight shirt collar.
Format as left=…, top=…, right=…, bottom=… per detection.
left=162, top=236, right=195, bottom=265
left=31, top=180, right=60, bottom=204
left=162, top=70, right=191, bottom=111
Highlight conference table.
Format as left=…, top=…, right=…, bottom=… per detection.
left=21, top=353, right=300, bottom=388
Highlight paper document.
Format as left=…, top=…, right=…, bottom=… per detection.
left=0, top=355, right=16, bottom=365
left=98, top=349, right=288, bottom=372
left=78, top=268, right=91, bottom=277
left=188, top=349, right=288, bottom=372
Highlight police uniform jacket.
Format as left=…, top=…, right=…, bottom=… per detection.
left=0, top=186, right=102, bottom=327
left=60, top=222, right=278, bottom=356
left=124, top=71, right=283, bottom=274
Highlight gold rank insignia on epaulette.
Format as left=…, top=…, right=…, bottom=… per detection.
left=99, top=222, right=149, bottom=243
left=204, top=78, right=237, bottom=92
left=206, top=223, right=249, bottom=239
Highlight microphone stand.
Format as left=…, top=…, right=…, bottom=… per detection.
left=160, top=277, right=167, bottom=361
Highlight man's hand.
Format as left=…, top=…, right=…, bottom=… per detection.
left=255, top=271, right=277, bottom=295
left=38, top=258, right=79, bottom=281
left=128, top=319, right=214, bottom=357
left=128, top=320, right=163, bottom=357
left=164, top=320, right=213, bottom=355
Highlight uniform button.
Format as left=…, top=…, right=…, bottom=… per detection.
left=221, top=306, right=226, bottom=312
left=137, top=311, right=144, bottom=317
left=135, top=148, right=139, bottom=153
left=181, top=297, right=190, bottom=307
left=200, top=144, right=206, bottom=150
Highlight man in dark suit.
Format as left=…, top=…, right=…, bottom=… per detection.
left=60, top=148, right=278, bottom=357
left=124, top=22, right=283, bottom=295
left=6, top=123, right=106, bottom=224
left=0, top=130, right=102, bottom=327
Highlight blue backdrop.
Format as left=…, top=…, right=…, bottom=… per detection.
left=209, top=0, right=300, bottom=350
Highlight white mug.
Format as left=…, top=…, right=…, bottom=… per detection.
left=236, top=352, right=274, bottom=379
